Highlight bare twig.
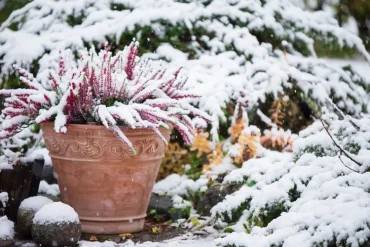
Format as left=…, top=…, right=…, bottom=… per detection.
left=320, top=119, right=362, bottom=173
left=338, top=155, right=360, bottom=173
left=325, top=98, right=360, bottom=131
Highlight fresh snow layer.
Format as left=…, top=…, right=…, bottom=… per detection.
left=0, top=192, right=8, bottom=207
left=211, top=113, right=370, bottom=246
left=38, top=180, right=60, bottom=197
left=19, top=196, right=53, bottom=212
left=0, top=216, right=14, bottom=240
left=153, top=174, right=208, bottom=197
left=79, top=237, right=216, bottom=247
left=33, top=202, right=79, bottom=225
left=1, top=0, right=370, bottom=145
left=325, top=58, right=370, bottom=79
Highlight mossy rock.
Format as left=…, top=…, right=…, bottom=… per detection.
left=32, top=221, right=81, bottom=247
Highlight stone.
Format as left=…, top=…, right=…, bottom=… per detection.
left=148, top=193, right=173, bottom=220
left=17, top=196, right=53, bottom=238
left=196, top=183, right=242, bottom=216
left=32, top=202, right=81, bottom=247
left=32, top=222, right=81, bottom=247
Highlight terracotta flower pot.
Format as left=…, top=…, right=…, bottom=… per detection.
left=41, top=122, right=171, bottom=234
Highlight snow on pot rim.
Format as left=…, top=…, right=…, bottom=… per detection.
left=33, top=202, right=79, bottom=225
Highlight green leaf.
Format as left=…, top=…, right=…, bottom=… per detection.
left=190, top=217, right=199, bottom=226
left=247, top=180, right=256, bottom=187
left=224, top=227, right=234, bottom=233
left=148, top=209, right=157, bottom=216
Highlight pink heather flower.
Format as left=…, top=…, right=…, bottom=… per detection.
left=0, top=41, right=212, bottom=153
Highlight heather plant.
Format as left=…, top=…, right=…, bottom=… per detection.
left=0, top=42, right=211, bottom=154
left=1, top=0, right=370, bottom=134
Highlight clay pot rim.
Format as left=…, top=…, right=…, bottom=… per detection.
left=40, top=121, right=173, bottom=135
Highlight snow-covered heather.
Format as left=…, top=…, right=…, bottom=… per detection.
left=1, top=1, right=370, bottom=246
left=19, top=196, right=53, bottom=212
left=0, top=42, right=212, bottom=154
left=0, top=216, right=14, bottom=240
left=33, top=202, right=79, bottom=225
left=1, top=0, right=370, bottom=143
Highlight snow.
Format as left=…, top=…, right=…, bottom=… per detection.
left=0, top=0, right=369, bottom=145
left=38, top=180, right=60, bottom=197
left=33, top=202, right=79, bottom=225
left=0, top=149, right=19, bottom=170
left=211, top=113, right=370, bottom=246
left=153, top=174, right=208, bottom=198
left=19, top=196, right=53, bottom=212
left=0, top=0, right=370, bottom=246
left=153, top=174, right=188, bottom=195
left=0, top=192, right=8, bottom=208
left=0, top=41, right=211, bottom=152
left=79, top=236, right=216, bottom=247
left=325, top=58, right=370, bottom=79
left=0, top=216, right=14, bottom=240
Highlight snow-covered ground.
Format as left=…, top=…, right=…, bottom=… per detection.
left=79, top=235, right=216, bottom=247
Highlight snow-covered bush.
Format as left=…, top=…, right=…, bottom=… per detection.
left=0, top=123, right=46, bottom=170
left=1, top=0, right=370, bottom=131
left=153, top=110, right=370, bottom=246
left=1, top=0, right=370, bottom=177
left=209, top=111, right=370, bottom=246
left=0, top=42, right=211, bottom=153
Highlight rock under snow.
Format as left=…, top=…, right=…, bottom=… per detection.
left=32, top=202, right=81, bottom=247
left=17, top=196, right=53, bottom=237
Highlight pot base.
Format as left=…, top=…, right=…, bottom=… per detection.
left=81, top=217, right=145, bottom=234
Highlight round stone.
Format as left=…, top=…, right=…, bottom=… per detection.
left=17, top=196, right=53, bottom=237
left=32, top=202, right=81, bottom=247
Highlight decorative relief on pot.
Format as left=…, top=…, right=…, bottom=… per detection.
left=135, top=139, right=163, bottom=155
left=44, top=136, right=165, bottom=158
